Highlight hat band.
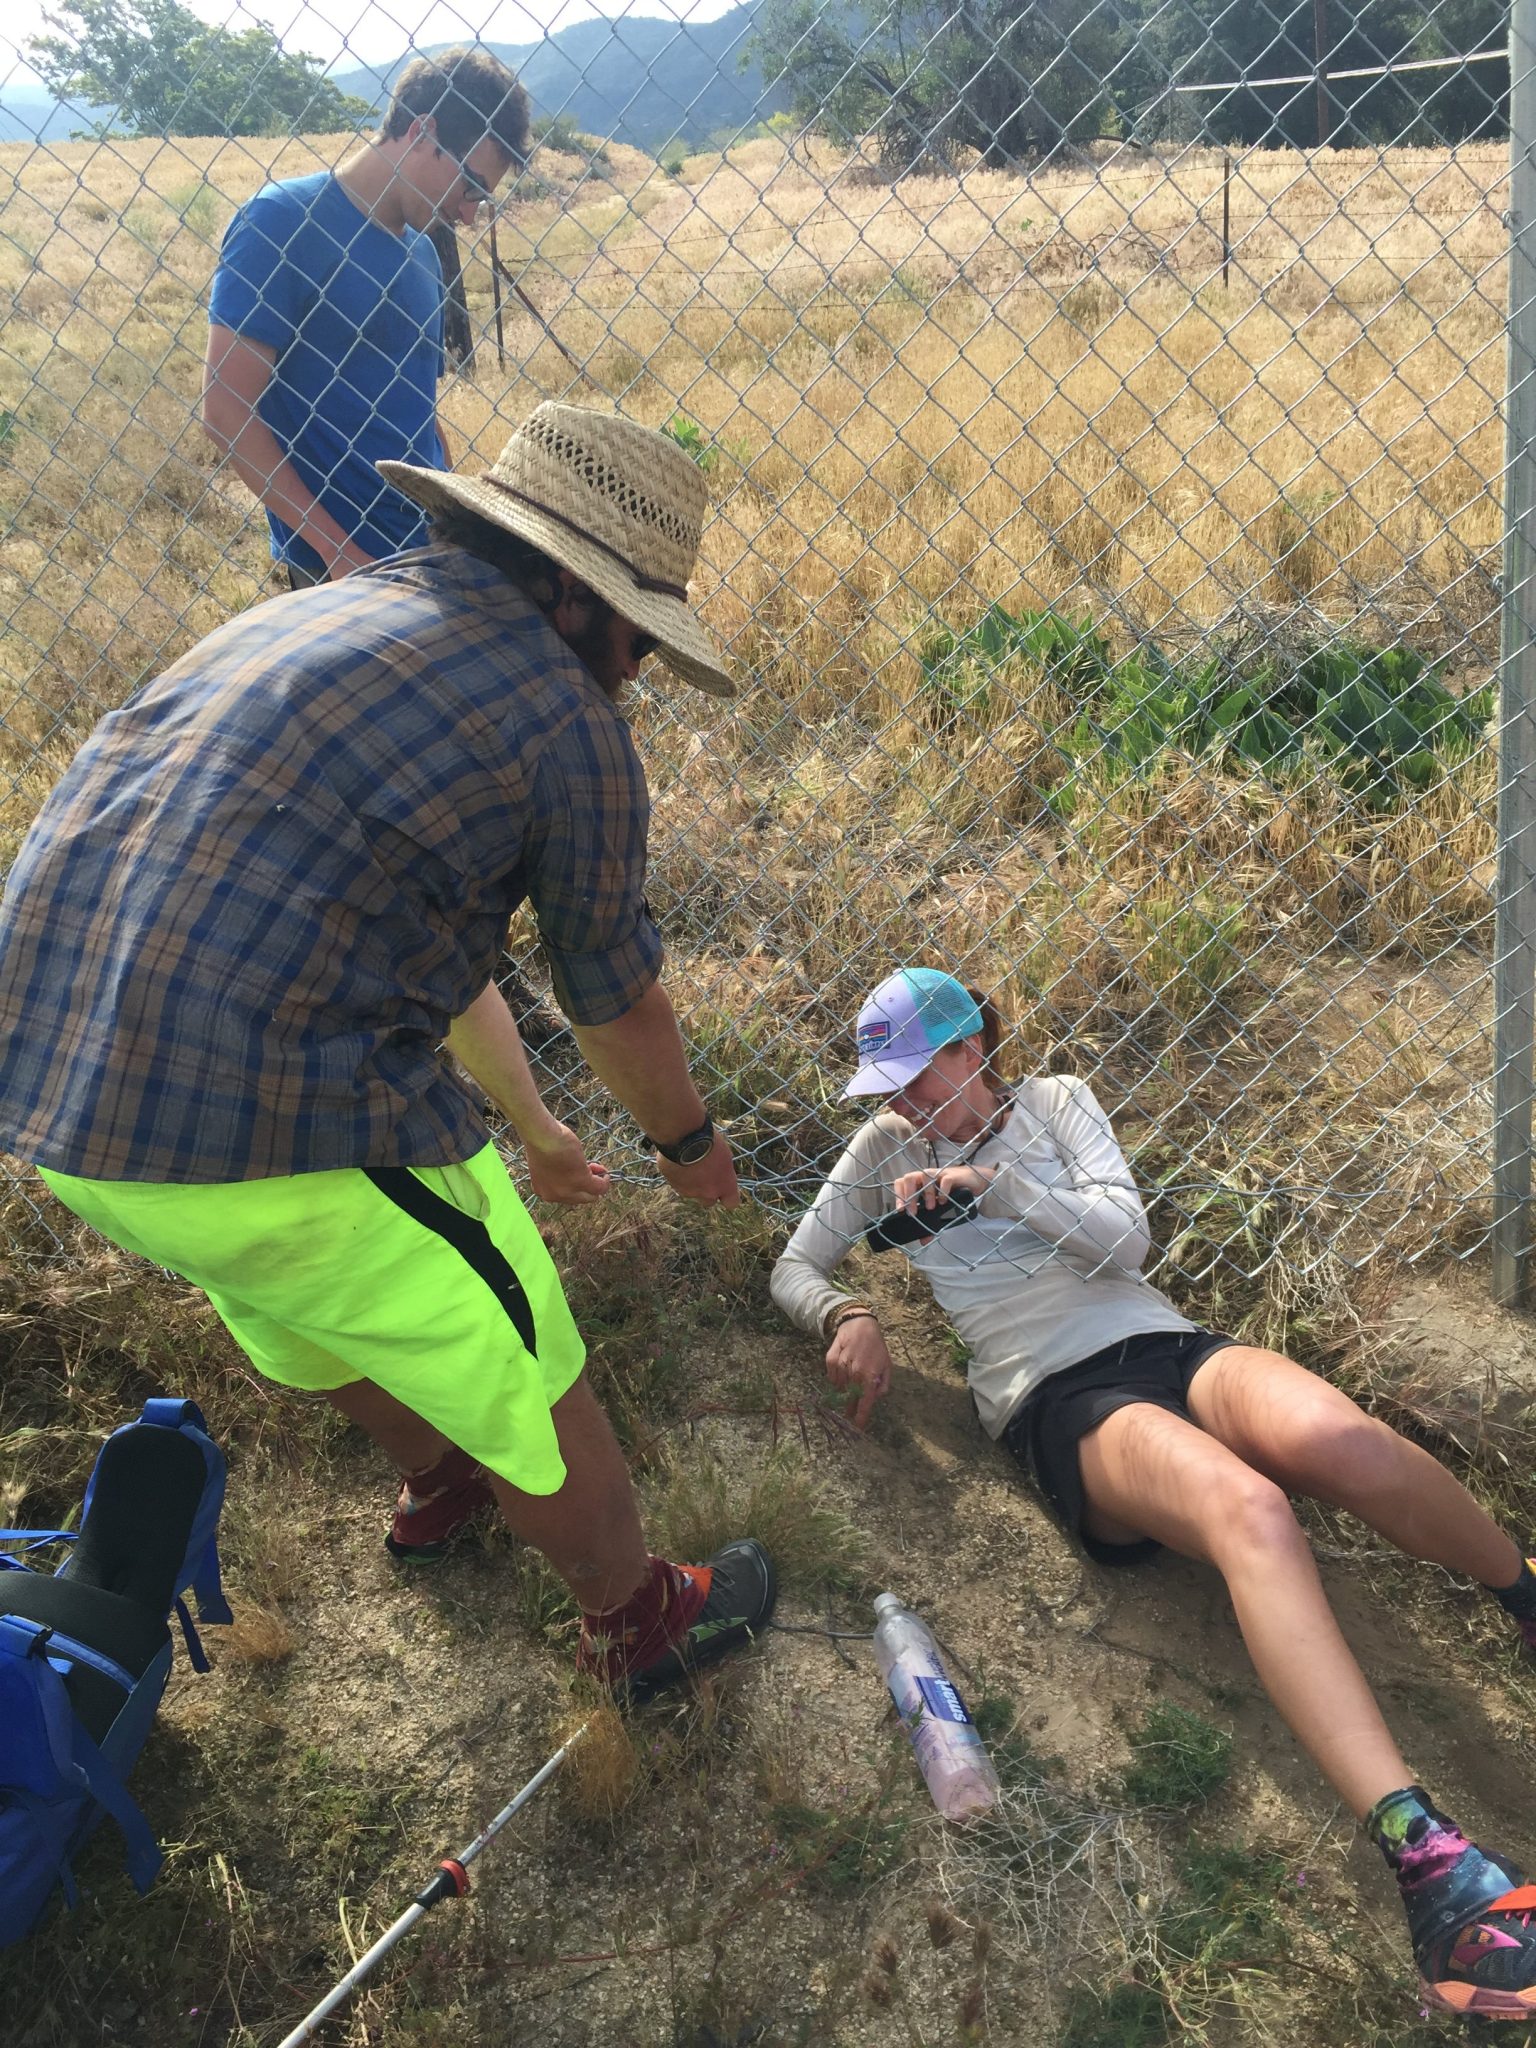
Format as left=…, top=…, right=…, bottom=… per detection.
left=484, top=478, right=690, bottom=603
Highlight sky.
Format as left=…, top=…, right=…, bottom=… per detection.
left=1, top=0, right=743, bottom=90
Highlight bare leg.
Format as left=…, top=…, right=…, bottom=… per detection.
left=323, top=1373, right=648, bottom=1613
left=1186, top=1345, right=1521, bottom=1589
left=323, top=1378, right=449, bottom=1473
left=487, top=1375, right=648, bottom=1614
left=1078, top=1400, right=1410, bottom=1818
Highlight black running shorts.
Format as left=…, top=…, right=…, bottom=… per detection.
left=1002, top=1329, right=1237, bottom=1566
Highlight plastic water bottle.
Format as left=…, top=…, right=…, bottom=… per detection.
left=872, top=1592, right=1000, bottom=1820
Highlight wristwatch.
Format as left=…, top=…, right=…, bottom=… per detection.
left=648, top=1114, right=715, bottom=1166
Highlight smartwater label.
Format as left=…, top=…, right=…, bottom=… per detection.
left=915, top=1673, right=973, bottom=1725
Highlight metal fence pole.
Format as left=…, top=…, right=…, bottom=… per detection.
left=1495, top=0, right=1536, bottom=1305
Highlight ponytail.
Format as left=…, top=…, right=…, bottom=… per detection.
left=968, top=988, right=1012, bottom=1085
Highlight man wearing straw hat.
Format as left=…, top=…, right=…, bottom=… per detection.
left=0, top=402, right=775, bottom=1701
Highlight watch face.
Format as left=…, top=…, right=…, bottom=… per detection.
left=674, top=1129, right=715, bottom=1165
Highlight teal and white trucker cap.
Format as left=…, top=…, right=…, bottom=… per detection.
left=843, top=968, right=985, bottom=1099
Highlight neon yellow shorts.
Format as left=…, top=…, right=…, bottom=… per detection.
left=38, top=1146, right=585, bottom=1496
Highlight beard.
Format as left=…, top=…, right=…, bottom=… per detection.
left=560, top=600, right=627, bottom=698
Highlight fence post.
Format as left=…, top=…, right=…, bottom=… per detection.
left=1495, top=0, right=1536, bottom=1305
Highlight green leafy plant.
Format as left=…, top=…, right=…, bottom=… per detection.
left=921, top=601, right=1491, bottom=809
left=663, top=413, right=720, bottom=475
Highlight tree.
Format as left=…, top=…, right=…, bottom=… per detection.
left=29, top=0, right=372, bottom=138
left=746, top=0, right=1128, bottom=169
left=1126, top=0, right=1507, bottom=148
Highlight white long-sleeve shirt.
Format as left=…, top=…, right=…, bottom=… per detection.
left=769, top=1076, right=1193, bottom=1437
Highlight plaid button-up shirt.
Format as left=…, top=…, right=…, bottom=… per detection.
left=0, top=545, right=664, bottom=1181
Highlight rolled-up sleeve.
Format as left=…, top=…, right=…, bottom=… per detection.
left=522, top=702, right=664, bottom=1026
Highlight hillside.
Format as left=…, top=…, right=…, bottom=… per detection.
left=0, top=1, right=786, bottom=151
left=335, top=4, right=784, bottom=150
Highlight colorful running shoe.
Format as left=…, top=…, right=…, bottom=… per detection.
left=1383, top=1790, right=1536, bottom=2019
left=1417, top=1884, right=1536, bottom=2018
left=578, top=1540, right=777, bottom=1705
left=384, top=1445, right=495, bottom=1562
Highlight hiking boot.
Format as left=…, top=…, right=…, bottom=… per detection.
left=384, top=1446, right=495, bottom=1563
left=578, top=1540, right=777, bottom=1705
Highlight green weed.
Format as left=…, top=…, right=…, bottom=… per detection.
left=1122, top=888, right=1251, bottom=1022
left=646, top=1445, right=873, bottom=1595
left=121, top=199, right=170, bottom=249
left=1171, top=1843, right=1289, bottom=1965
left=1058, top=1981, right=1170, bottom=2048
left=1118, top=1701, right=1233, bottom=1810
left=923, top=602, right=1491, bottom=812
left=970, top=1693, right=1055, bottom=1788
left=165, top=178, right=221, bottom=239
left=284, top=1745, right=408, bottom=1890
left=664, top=412, right=721, bottom=474
left=768, top=1797, right=911, bottom=1895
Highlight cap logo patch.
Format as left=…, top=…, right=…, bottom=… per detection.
left=857, top=1020, right=893, bottom=1058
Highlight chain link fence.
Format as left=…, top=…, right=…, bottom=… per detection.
left=0, top=0, right=1530, bottom=1324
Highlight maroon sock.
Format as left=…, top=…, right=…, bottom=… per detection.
left=578, top=1555, right=712, bottom=1684
left=399, top=1444, right=480, bottom=1502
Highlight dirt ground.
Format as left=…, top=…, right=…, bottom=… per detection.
left=8, top=1235, right=1536, bottom=2047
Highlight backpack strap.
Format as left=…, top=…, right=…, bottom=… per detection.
left=136, top=1401, right=234, bottom=1631
left=65, top=1714, right=162, bottom=1895
left=0, top=1531, right=78, bottom=1565
left=0, top=1614, right=161, bottom=1896
left=80, top=1401, right=233, bottom=1635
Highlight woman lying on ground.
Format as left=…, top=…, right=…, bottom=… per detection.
left=770, top=964, right=1536, bottom=2020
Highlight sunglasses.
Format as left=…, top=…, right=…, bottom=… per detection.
left=631, top=631, right=659, bottom=663
left=433, top=139, right=496, bottom=209
left=457, top=159, right=495, bottom=207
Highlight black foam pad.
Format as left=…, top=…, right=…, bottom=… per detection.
left=66, top=1423, right=208, bottom=1615
left=0, top=1575, right=170, bottom=1742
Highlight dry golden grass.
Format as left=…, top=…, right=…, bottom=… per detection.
left=0, top=130, right=1502, bottom=741
left=0, top=130, right=1525, bottom=2048
left=0, top=126, right=1509, bottom=1301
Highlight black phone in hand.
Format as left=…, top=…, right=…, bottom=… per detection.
left=863, top=1185, right=980, bottom=1252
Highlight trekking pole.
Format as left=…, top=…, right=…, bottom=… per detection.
left=275, top=1721, right=590, bottom=2048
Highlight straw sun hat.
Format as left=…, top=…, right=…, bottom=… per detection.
left=378, top=402, right=734, bottom=697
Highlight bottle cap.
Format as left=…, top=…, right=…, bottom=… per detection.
left=873, top=1592, right=903, bottom=1617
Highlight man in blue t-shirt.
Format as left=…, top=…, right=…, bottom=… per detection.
left=203, top=48, right=529, bottom=587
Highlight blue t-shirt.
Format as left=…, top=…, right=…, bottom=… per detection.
left=209, top=172, right=446, bottom=571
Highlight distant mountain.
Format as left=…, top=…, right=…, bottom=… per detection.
left=334, top=4, right=785, bottom=152
left=0, top=91, right=98, bottom=144
left=0, top=3, right=784, bottom=153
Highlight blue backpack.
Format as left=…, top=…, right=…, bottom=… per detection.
left=0, top=1397, right=233, bottom=1947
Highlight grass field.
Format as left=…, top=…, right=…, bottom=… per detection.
left=0, top=123, right=1530, bottom=2047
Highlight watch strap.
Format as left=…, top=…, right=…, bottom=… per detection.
left=649, top=1114, right=714, bottom=1165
